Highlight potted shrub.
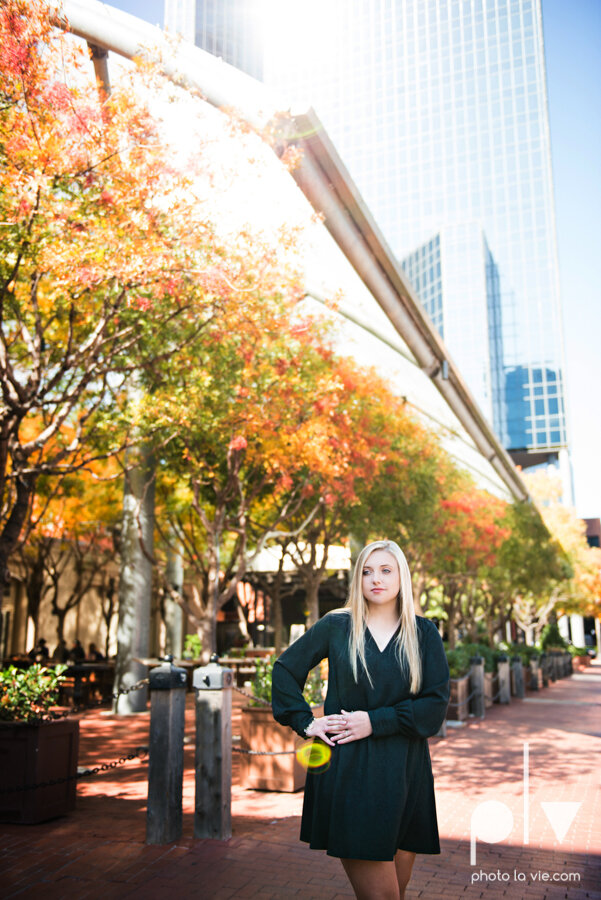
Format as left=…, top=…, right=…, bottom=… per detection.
left=568, top=645, right=591, bottom=669
left=445, top=646, right=471, bottom=721
left=0, top=664, right=79, bottom=824
left=239, top=655, right=324, bottom=792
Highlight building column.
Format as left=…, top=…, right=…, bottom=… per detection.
left=557, top=614, right=570, bottom=643
left=569, top=614, right=585, bottom=648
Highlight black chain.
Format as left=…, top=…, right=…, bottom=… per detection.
left=232, top=746, right=296, bottom=756
left=232, top=685, right=271, bottom=707
left=20, top=677, right=151, bottom=725
left=0, top=746, right=148, bottom=795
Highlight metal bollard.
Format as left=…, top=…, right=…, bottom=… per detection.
left=469, top=656, right=485, bottom=718
left=529, top=656, right=540, bottom=690
left=193, top=655, right=233, bottom=840
left=497, top=655, right=511, bottom=703
left=511, top=656, right=525, bottom=698
left=146, top=657, right=187, bottom=844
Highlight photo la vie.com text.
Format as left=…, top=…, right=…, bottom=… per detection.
left=468, top=742, right=583, bottom=885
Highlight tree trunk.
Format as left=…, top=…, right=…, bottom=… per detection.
left=305, top=575, right=321, bottom=627
left=0, top=472, right=37, bottom=614
left=114, top=445, right=155, bottom=714
left=272, top=587, right=284, bottom=655
left=164, top=542, right=184, bottom=659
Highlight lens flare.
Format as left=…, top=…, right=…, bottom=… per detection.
left=296, top=739, right=332, bottom=772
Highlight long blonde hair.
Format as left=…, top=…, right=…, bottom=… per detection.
left=343, top=540, right=422, bottom=694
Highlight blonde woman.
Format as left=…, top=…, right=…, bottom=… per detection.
left=271, top=540, right=450, bottom=900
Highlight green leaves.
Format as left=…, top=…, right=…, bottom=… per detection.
left=0, top=663, right=67, bottom=722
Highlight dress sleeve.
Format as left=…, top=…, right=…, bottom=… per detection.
left=271, top=614, right=331, bottom=737
left=367, top=620, right=450, bottom=739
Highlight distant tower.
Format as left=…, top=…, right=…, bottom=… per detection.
left=167, top=0, right=571, bottom=481
left=164, top=0, right=264, bottom=80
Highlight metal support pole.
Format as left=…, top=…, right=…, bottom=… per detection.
left=193, top=656, right=233, bottom=840
left=146, top=659, right=187, bottom=844
left=87, top=42, right=111, bottom=98
left=511, top=656, right=525, bottom=698
left=469, top=656, right=485, bottom=718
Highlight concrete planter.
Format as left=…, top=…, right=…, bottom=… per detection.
left=0, top=718, right=79, bottom=824
left=240, top=704, right=323, bottom=792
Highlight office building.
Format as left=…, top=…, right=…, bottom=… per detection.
left=165, top=0, right=569, bottom=471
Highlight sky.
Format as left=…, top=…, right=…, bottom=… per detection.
left=102, top=0, right=601, bottom=519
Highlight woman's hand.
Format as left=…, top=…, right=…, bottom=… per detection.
left=331, top=709, right=373, bottom=744
left=305, top=713, right=348, bottom=747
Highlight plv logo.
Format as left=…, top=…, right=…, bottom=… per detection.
left=470, top=742, right=581, bottom=864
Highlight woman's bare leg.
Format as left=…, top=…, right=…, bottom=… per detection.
left=394, top=849, right=416, bottom=899
left=340, top=858, right=400, bottom=900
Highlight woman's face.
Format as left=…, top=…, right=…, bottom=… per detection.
left=361, top=549, right=401, bottom=609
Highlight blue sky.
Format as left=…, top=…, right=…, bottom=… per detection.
left=107, top=0, right=601, bottom=519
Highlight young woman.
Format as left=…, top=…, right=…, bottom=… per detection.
left=271, top=539, right=450, bottom=900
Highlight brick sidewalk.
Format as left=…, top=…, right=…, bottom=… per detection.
left=1, top=661, right=600, bottom=899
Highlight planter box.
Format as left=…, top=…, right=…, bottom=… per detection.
left=572, top=655, right=591, bottom=669
left=0, top=718, right=79, bottom=824
left=240, top=705, right=323, bottom=792
left=447, top=675, right=470, bottom=721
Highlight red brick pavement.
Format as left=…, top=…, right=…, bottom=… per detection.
left=1, top=661, right=600, bottom=900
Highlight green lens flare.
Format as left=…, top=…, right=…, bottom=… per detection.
left=296, top=739, right=332, bottom=771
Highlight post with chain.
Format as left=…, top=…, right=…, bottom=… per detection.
left=510, top=655, right=525, bottom=698
left=468, top=655, right=485, bottom=718
left=496, top=653, right=511, bottom=703
left=146, top=657, right=187, bottom=844
left=193, top=654, right=233, bottom=840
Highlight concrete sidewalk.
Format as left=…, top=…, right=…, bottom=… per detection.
left=1, top=661, right=600, bottom=899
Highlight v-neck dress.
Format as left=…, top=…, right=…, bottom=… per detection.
left=271, top=612, right=450, bottom=861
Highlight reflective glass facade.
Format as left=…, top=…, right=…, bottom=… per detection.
left=401, top=225, right=505, bottom=438
left=164, top=0, right=264, bottom=79
left=166, top=0, right=568, bottom=457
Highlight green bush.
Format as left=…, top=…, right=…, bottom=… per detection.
left=0, top=664, right=67, bottom=722
left=183, top=633, right=203, bottom=659
left=567, top=645, right=589, bottom=657
left=540, top=622, right=568, bottom=651
left=456, top=641, right=497, bottom=673
left=250, top=655, right=324, bottom=707
left=444, top=646, right=472, bottom=678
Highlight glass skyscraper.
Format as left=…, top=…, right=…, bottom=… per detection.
left=165, top=0, right=569, bottom=467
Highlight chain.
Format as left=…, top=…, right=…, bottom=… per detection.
left=0, top=746, right=148, bottom=795
left=232, top=746, right=296, bottom=756
left=232, top=685, right=271, bottom=707
left=24, top=677, right=151, bottom=725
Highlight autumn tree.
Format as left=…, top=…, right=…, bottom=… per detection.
left=523, top=470, right=601, bottom=631
left=0, top=0, right=237, bottom=608
left=421, top=487, right=510, bottom=646
left=14, top=463, right=120, bottom=645
left=149, top=306, right=338, bottom=654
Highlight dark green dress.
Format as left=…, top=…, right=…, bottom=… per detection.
left=271, top=611, right=450, bottom=861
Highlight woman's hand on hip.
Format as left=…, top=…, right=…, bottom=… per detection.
left=331, top=709, right=373, bottom=744
left=305, top=713, right=348, bottom=747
